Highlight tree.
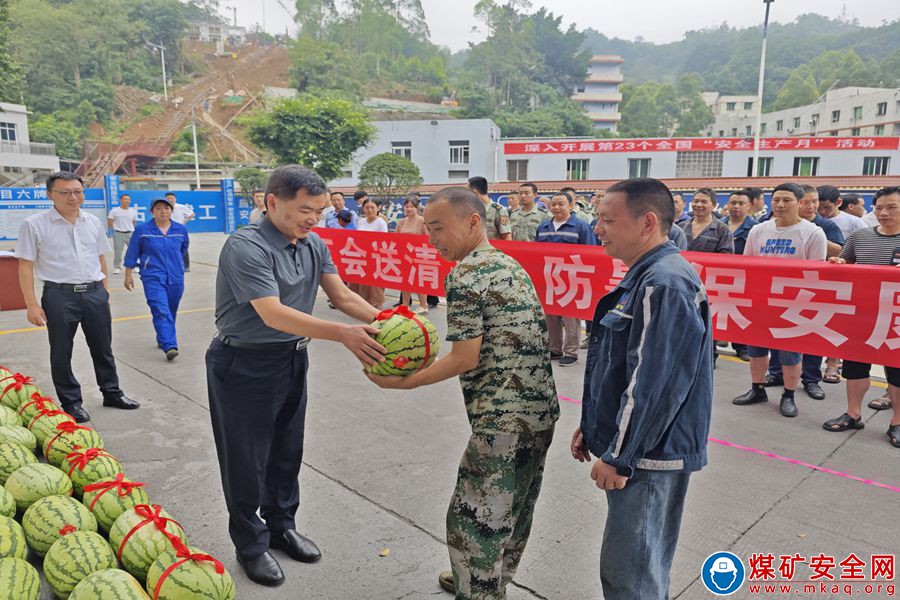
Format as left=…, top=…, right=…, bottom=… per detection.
left=234, top=167, right=267, bottom=194
left=29, top=113, right=84, bottom=158
left=771, top=65, right=820, bottom=111
left=0, top=0, right=24, bottom=102
left=244, top=95, right=376, bottom=182
left=358, top=153, right=422, bottom=200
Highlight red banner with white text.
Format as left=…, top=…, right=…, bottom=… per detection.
left=317, top=228, right=900, bottom=368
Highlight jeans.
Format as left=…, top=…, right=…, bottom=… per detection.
left=768, top=353, right=822, bottom=385
left=600, top=470, right=692, bottom=600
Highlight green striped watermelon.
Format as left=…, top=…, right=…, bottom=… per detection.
left=45, top=530, right=118, bottom=598
left=44, top=425, right=104, bottom=468
left=64, top=447, right=123, bottom=497
left=0, top=442, right=38, bottom=485
left=0, top=556, right=40, bottom=600
left=82, top=476, right=150, bottom=532
left=22, top=494, right=97, bottom=556
left=69, top=568, right=150, bottom=600
left=0, top=406, right=18, bottom=428
left=147, top=545, right=235, bottom=600
left=17, top=393, right=57, bottom=428
left=109, top=505, right=187, bottom=581
left=28, top=408, right=75, bottom=445
left=0, top=425, right=37, bottom=452
left=0, top=374, right=41, bottom=410
left=366, top=311, right=440, bottom=376
left=0, top=366, right=10, bottom=381
left=0, top=485, right=14, bottom=518
left=5, top=463, right=73, bottom=511
left=0, top=515, right=27, bottom=560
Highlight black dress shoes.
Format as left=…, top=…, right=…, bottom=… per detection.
left=270, top=530, right=322, bottom=563
left=102, top=394, right=140, bottom=410
left=66, top=405, right=91, bottom=423
left=236, top=551, right=285, bottom=587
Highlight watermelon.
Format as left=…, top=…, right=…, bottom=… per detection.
left=5, top=463, right=73, bottom=511
left=0, top=406, right=18, bottom=428
left=45, top=530, right=118, bottom=598
left=17, top=392, right=57, bottom=427
left=27, top=408, right=75, bottom=445
left=0, top=442, right=38, bottom=485
left=64, top=447, right=123, bottom=497
left=0, top=366, right=10, bottom=381
left=0, top=373, right=40, bottom=410
left=69, top=568, right=150, bottom=600
left=109, top=505, right=187, bottom=580
left=0, top=515, right=27, bottom=560
left=366, top=310, right=440, bottom=376
left=0, top=556, right=40, bottom=600
left=83, top=475, right=150, bottom=532
left=0, top=425, right=36, bottom=452
left=21, top=494, right=97, bottom=556
left=44, top=425, right=105, bottom=468
left=0, top=486, right=14, bottom=518
left=147, top=545, right=235, bottom=600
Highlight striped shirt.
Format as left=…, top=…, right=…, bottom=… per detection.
left=838, top=227, right=900, bottom=266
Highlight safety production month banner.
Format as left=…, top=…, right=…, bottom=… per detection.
left=316, top=228, right=900, bottom=368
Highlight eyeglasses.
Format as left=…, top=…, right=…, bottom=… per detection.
left=50, top=189, right=85, bottom=198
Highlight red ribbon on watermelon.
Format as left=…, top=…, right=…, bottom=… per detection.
left=152, top=534, right=225, bottom=600
left=18, top=392, right=55, bottom=417
left=375, top=305, right=432, bottom=371
left=28, top=407, right=75, bottom=430
left=59, top=524, right=77, bottom=536
left=83, top=472, right=145, bottom=511
left=65, top=445, right=115, bottom=476
left=44, top=422, right=94, bottom=458
left=1, top=373, right=33, bottom=398
left=117, top=504, right=184, bottom=562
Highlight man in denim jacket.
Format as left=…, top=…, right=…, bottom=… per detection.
left=571, top=177, right=713, bottom=600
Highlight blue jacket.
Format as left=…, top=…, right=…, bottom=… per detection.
left=535, top=214, right=596, bottom=245
left=123, top=219, right=189, bottom=284
left=581, top=242, right=713, bottom=477
left=720, top=215, right=759, bottom=255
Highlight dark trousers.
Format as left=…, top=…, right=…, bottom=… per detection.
left=42, top=284, right=121, bottom=411
left=768, top=353, right=822, bottom=385
left=183, top=249, right=190, bottom=270
left=206, top=339, right=309, bottom=560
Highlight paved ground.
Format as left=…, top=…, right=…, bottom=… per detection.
left=1, top=233, right=897, bottom=600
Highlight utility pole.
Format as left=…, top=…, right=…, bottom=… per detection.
left=149, top=43, right=168, bottom=102
left=751, top=0, right=774, bottom=177
left=191, top=108, right=201, bottom=189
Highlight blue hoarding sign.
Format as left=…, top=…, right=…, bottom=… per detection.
left=118, top=189, right=225, bottom=233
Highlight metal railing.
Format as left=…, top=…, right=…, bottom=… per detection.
left=0, top=141, right=57, bottom=156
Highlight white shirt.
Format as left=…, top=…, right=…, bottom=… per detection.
left=356, top=216, right=388, bottom=233
left=744, top=218, right=826, bottom=261
left=171, top=203, right=195, bottom=224
left=107, top=207, right=138, bottom=232
left=318, top=205, right=335, bottom=228
left=826, top=211, right=867, bottom=238
left=15, top=208, right=111, bottom=284
left=862, top=211, right=878, bottom=227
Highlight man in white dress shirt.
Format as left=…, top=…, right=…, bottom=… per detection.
left=16, top=172, right=140, bottom=423
left=167, top=192, right=195, bottom=272
left=107, top=194, right=138, bottom=275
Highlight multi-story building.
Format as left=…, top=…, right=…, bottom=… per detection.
left=705, top=87, right=900, bottom=139
left=571, top=55, right=623, bottom=132
left=187, top=21, right=246, bottom=45
left=0, top=102, right=60, bottom=186
left=702, top=92, right=761, bottom=134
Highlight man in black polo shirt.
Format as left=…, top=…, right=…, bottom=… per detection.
left=206, top=165, right=385, bottom=586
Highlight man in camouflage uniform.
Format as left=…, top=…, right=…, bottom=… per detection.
left=509, top=182, right=548, bottom=242
left=468, top=176, right=511, bottom=240
left=369, top=186, right=559, bottom=600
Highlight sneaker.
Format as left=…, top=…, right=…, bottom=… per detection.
left=779, top=394, right=798, bottom=417
left=165, top=348, right=179, bottom=361
left=580, top=336, right=590, bottom=349
left=438, top=570, right=455, bottom=594
left=550, top=352, right=563, bottom=360
left=558, top=356, right=578, bottom=367
left=763, top=374, right=784, bottom=387
left=737, top=349, right=750, bottom=362
left=732, top=388, right=768, bottom=405
left=412, top=306, right=428, bottom=315
left=113, top=268, right=121, bottom=274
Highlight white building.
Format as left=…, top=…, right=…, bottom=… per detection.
left=571, top=55, right=623, bottom=132
left=705, top=86, right=900, bottom=139
left=0, top=102, right=60, bottom=186
left=702, top=92, right=760, bottom=122
left=187, top=21, right=246, bottom=45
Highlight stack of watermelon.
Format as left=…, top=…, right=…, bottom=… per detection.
left=0, top=365, right=234, bottom=599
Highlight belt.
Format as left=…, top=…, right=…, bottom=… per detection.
left=114, top=230, right=133, bottom=233
left=216, top=334, right=309, bottom=352
left=44, top=281, right=101, bottom=293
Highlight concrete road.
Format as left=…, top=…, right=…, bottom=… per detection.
left=1, top=233, right=897, bottom=600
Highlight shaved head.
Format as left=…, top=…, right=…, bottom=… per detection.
left=428, top=186, right=486, bottom=227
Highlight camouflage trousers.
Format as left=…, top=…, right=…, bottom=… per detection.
left=447, top=426, right=555, bottom=600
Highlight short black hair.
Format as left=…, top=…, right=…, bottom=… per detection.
left=840, top=193, right=862, bottom=211
left=817, top=185, right=841, bottom=203
left=165, top=192, right=176, bottom=198
left=353, top=190, right=368, bottom=201
left=467, top=176, right=488, bottom=196
left=728, top=190, right=751, bottom=200
left=264, top=165, right=328, bottom=209
left=429, top=186, right=486, bottom=226
left=693, top=188, right=717, bottom=202
left=46, top=171, right=83, bottom=192
left=330, top=191, right=344, bottom=199
left=799, top=184, right=816, bottom=195
left=559, top=186, right=577, bottom=202
left=874, top=186, right=900, bottom=202
left=518, top=182, right=538, bottom=194
left=119, top=193, right=131, bottom=200
left=606, top=178, right=675, bottom=233
left=773, top=182, right=805, bottom=200
left=745, top=186, right=763, bottom=201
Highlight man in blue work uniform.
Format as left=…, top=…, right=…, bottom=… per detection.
left=206, top=165, right=386, bottom=587
left=572, top=177, right=713, bottom=600
left=123, top=197, right=189, bottom=360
